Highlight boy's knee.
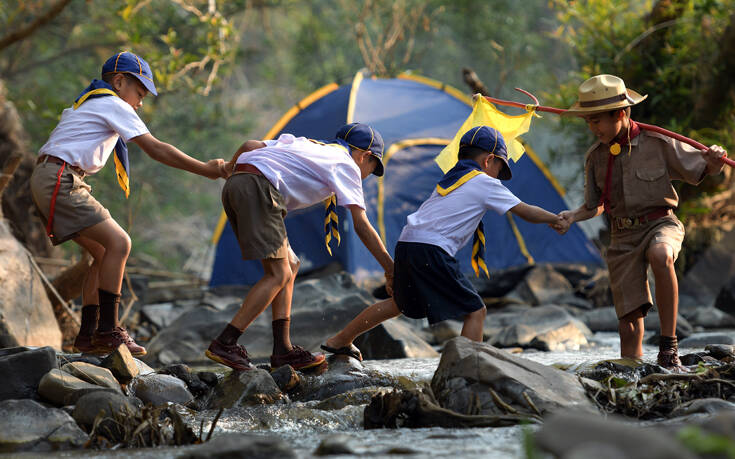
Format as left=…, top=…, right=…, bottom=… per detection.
left=648, top=244, right=674, bottom=269
left=266, top=264, right=292, bottom=288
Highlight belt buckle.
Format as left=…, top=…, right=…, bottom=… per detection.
left=622, top=217, right=633, bottom=229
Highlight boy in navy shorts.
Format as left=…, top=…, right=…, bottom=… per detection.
left=30, top=51, right=227, bottom=356
left=323, top=126, right=566, bottom=360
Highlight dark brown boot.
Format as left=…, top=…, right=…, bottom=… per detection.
left=657, top=335, right=686, bottom=372
left=206, top=339, right=254, bottom=371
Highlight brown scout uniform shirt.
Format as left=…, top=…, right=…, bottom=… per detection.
left=584, top=129, right=707, bottom=218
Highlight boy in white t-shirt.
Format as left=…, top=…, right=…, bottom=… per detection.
left=30, top=51, right=227, bottom=356
left=322, top=126, right=567, bottom=360
left=206, top=123, right=395, bottom=371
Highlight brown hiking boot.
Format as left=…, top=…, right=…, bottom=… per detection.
left=205, top=339, right=254, bottom=371
left=72, top=334, right=97, bottom=354
left=271, top=345, right=325, bottom=371
left=93, top=327, right=147, bottom=357
left=657, top=335, right=687, bottom=372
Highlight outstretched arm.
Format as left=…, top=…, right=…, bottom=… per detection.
left=131, top=133, right=226, bottom=179
left=556, top=204, right=604, bottom=235
left=510, top=202, right=563, bottom=225
left=348, top=205, right=394, bottom=294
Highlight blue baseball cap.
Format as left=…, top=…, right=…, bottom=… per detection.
left=101, top=51, right=158, bottom=96
left=336, top=123, right=385, bottom=177
left=460, top=125, right=512, bottom=180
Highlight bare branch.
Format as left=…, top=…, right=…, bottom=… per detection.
left=0, top=0, right=74, bottom=53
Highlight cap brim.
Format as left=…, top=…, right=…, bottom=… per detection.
left=130, top=73, right=158, bottom=96
left=371, top=154, right=384, bottom=177
left=563, top=90, right=646, bottom=116
left=498, top=156, right=512, bottom=180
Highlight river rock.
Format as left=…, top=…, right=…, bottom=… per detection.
left=61, top=361, right=122, bottom=391
left=271, top=364, right=301, bottom=392
left=72, top=391, right=143, bottom=429
left=314, top=434, right=356, bottom=456
left=683, top=306, right=735, bottom=329
left=131, top=373, right=194, bottom=406
left=581, top=306, right=618, bottom=331
left=160, top=364, right=209, bottom=397
left=670, top=398, right=735, bottom=417
left=38, top=368, right=116, bottom=406
left=208, top=369, right=284, bottom=409
left=535, top=410, right=696, bottom=459
left=315, top=386, right=389, bottom=410
left=488, top=305, right=591, bottom=351
left=176, top=433, right=296, bottom=459
left=354, top=318, right=438, bottom=359
left=426, top=320, right=463, bottom=345
left=705, top=344, right=735, bottom=360
left=0, top=346, right=56, bottom=400
left=0, top=220, right=62, bottom=349
left=0, top=399, right=87, bottom=452
left=469, top=264, right=534, bottom=298
left=100, top=343, right=139, bottom=384
left=679, top=332, right=735, bottom=348
left=431, top=337, right=595, bottom=416
left=143, top=272, right=375, bottom=366
left=512, top=264, right=572, bottom=305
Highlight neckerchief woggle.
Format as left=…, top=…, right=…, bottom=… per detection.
left=309, top=138, right=351, bottom=256
left=436, top=159, right=489, bottom=277
left=73, top=79, right=130, bottom=198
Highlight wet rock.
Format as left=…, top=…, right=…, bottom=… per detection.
left=176, top=432, right=296, bottom=459
left=535, top=410, right=696, bottom=459
left=0, top=220, right=62, bottom=349
left=100, top=343, right=139, bottom=384
left=38, top=368, right=117, bottom=406
left=208, top=368, right=284, bottom=409
left=513, top=264, right=572, bottom=305
left=670, top=398, right=735, bottom=417
left=432, top=337, right=595, bottom=416
left=315, top=386, right=389, bottom=410
left=683, top=306, right=735, bottom=329
left=488, top=305, right=591, bottom=351
left=132, top=373, right=194, bottom=406
left=354, top=318, right=439, bottom=359
left=705, top=344, right=735, bottom=360
left=679, top=332, right=735, bottom=348
left=197, top=371, right=219, bottom=387
left=61, top=361, right=122, bottom=391
left=576, top=359, right=664, bottom=383
left=271, top=365, right=301, bottom=392
left=314, top=434, right=356, bottom=456
left=72, top=391, right=143, bottom=430
left=0, top=346, right=56, bottom=401
left=426, top=320, right=463, bottom=345
left=160, top=364, right=209, bottom=397
left=57, top=353, right=102, bottom=366
left=144, top=272, right=375, bottom=366
left=0, top=399, right=87, bottom=452
left=679, top=352, right=718, bottom=366
left=294, top=356, right=386, bottom=402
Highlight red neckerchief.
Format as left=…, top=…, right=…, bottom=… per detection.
left=599, top=120, right=640, bottom=213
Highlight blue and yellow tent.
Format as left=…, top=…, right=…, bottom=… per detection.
left=209, top=72, right=602, bottom=286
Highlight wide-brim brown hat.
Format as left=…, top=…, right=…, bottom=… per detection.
left=563, top=74, right=647, bottom=116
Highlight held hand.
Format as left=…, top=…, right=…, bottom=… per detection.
left=551, top=212, right=572, bottom=235
left=384, top=270, right=394, bottom=297
left=703, top=145, right=727, bottom=174
left=204, top=158, right=227, bottom=179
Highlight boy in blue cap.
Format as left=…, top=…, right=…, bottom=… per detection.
left=207, top=122, right=394, bottom=371
left=30, top=51, right=227, bottom=356
left=322, top=126, right=566, bottom=360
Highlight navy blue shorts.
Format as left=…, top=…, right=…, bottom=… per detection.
left=393, top=241, right=485, bottom=324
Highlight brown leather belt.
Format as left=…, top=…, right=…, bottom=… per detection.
left=613, top=208, right=672, bottom=231
left=233, top=163, right=263, bottom=176
left=37, top=155, right=86, bottom=177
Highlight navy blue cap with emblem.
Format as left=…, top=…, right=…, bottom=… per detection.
left=101, top=51, right=158, bottom=96
left=336, top=122, right=385, bottom=177
left=459, top=125, right=512, bottom=180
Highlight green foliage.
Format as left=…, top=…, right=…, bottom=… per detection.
left=677, top=425, right=735, bottom=458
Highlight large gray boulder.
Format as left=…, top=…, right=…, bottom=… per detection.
left=143, top=272, right=375, bottom=365
left=354, top=318, right=438, bottom=359
left=0, top=220, right=62, bottom=349
left=0, top=346, right=56, bottom=401
left=208, top=369, right=284, bottom=409
left=131, top=373, right=194, bottom=406
left=535, top=410, right=696, bottom=459
left=38, top=369, right=117, bottom=406
left=512, top=264, right=573, bottom=305
left=487, top=305, right=591, bottom=351
left=431, top=337, right=595, bottom=416
left=72, top=391, right=143, bottom=430
left=0, top=399, right=87, bottom=452
left=60, top=361, right=122, bottom=391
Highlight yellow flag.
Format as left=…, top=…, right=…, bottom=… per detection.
left=435, top=96, right=535, bottom=172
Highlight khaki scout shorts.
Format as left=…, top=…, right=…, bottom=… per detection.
left=605, top=215, right=685, bottom=319
left=30, top=161, right=111, bottom=245
left=221, top=172, right=290, bottom=260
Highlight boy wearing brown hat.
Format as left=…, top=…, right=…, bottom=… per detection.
left=559, top=74, right=727, bottom=369
left=30, top=51, right=227, bottom=357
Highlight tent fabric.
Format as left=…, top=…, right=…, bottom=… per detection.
left=210, top=72, right=602, bottom=286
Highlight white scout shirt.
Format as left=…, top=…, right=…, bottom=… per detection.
left=39, top=96, right=149, bottom=173
left=236, top=133, right=366, bottom=211
left=399, top=173, right=521, bottom=257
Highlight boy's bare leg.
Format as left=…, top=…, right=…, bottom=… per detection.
left=270, top=250, right=300, bottom=355
left=78, top=218, right=131, bottom=293
left=618, top=309, right=644, bottom=359
left=325, top=298, right=401, bottom=348
left=461, top=306, right=487, bottom=342
left=230, top=256, right=292, bottom=331
left=647, top=243, right=678, bottom=337
left=73, top=236, right=105, bottom=305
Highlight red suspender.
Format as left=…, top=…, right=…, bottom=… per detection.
left=46, top=163, right=65, bottom=237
